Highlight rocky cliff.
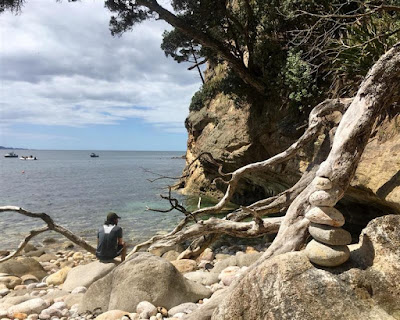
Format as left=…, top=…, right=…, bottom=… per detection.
left=179, top=70, right=400, bottom=232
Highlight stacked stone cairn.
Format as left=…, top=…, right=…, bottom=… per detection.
left=304, top=177, right=352, bottom=267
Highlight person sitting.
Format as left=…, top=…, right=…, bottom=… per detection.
left=96, top=212, right=126, bottom=262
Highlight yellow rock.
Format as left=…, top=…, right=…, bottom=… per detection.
left=46, top=266, right=71, bottom=286
left=13, top=312, right=27, bottom=320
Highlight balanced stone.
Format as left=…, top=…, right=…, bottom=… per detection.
left=309, top=223, right=352, bottom=245
left=309, top=190, right=337, bottom=207
left=305, top=207, right=345, bottom=227
left=313, top=177, right=332, bottom=190
left=305, top=240, right=350, bottom=267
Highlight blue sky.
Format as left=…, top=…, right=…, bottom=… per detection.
left=0, top=1, right=202, bottom=151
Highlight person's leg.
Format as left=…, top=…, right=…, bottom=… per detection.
left=121, top=242, right=127, bottom=262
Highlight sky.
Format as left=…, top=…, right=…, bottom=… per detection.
left=0, top=0, right=203, bottom=151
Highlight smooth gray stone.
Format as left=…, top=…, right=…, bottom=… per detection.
left=309, top=223, right=352, bottom=245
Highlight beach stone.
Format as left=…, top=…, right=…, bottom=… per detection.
left=61, top=242, right=74, bottom=250
left=212, top=256, right=237, bottom=274
left=305, top=207, right=345, bottom=227
left=13, top=312, right=28, bottom=319
left=36, top=283, right=47, bottom=289
left=42, top=238, right=57, bottom=245
left=309, top=190, right=338, bottom=207
left=171, top=259, right=197, bottom=273
left=157, top=307, right=168, bottom=317
left=161, top=250, right=180, bottom=262
left=62, top=261, right=116, bottom=291
left=136, top=301, right=157, bottom=319
left=196, top=248, right=214, bottom=263
left=79, top=252, right=211, bottom=313
left=168, top=302, right=198, bottom=317
left=0, top=275, right=22, bottom=289
left=245, top=246, right=258, bottom=254
left=24, top=244, right=38, bottom=253
left=0, top=295, right=32, bottom=311
left=14, top=285, right=27, bottom=291
left=236, top=252, right=262, bottom=267
left=70, top=286, right=86, bottom=294
left=0, top=288, right=10, bottom=297
left=184, top=270, right=219, bottom=286
left=25, top=250, right=46, bottom=258
left=305, top=240, right=350, bottom=267
left=21, top=274, right=39, bottom=285
left=95, top=310, right=130, bottom=320
left=72, top=252, right=83, bottom=261
left=218, top=266, right=240, bottom=286
left=313, top=177, right=332, bottom=190
left=38, top=254, right=58, bottom=263
left=27, top=315, right=38, bottom=320
left=0, top=258, right=47, bottom=280
left=309, top=223, right=352, bottom=245
left=46, top=267, right=71, bottom=286
left=214, top=254, right=231, bottom=261
left=185, top=289, right=227, bottom=320
left=8, top=298, right=49, bottom=315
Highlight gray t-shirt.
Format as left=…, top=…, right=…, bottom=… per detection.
left=96, top=224, right=123, bottom=260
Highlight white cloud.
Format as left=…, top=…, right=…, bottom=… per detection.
left=0, top=1, right=201, bottom=133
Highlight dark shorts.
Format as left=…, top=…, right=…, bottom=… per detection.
left=98, top=244, right=124, bottom=261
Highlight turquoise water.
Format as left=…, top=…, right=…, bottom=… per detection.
left=0, top=150, right=190, bottom=249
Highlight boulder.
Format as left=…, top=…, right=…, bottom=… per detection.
left=45, top=267, right=71, bottom=286
left=8, top=298, right=49, bottom=315
left=171, top=259, right=197, bottom=273
left=62, top=260, right=116, bottom=291
left=213, top=215, right=400, bottom=320
left=78, top=253, right=211, bottom=313
left=305, top=240, right=350, bottom=267
left=308, top=223, right=352, bottom=245
left=0, top=258, right=46, bottom=280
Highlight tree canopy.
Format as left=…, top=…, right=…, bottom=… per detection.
left=105, top=0, right=400, bottom=111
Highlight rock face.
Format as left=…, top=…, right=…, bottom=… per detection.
left=62, top=260, right=116, bottom=291
left=181, top=77, right=400, bottom=220
left=212, top=215, right=400, bottom=320
left=79, top=253, right=211, bottom=314
left=0, top=257, right=47, bottom=280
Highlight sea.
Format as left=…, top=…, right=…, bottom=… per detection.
left=0, top=150, right=195, bottom=251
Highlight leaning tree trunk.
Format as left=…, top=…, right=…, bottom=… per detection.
left=252, top=42, right=400, bottom=268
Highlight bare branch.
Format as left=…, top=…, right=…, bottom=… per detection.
left=0, top=206, right=96, bottom=257
left=0, top=226, right=49, bottom=262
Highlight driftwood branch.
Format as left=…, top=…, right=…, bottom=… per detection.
left=0, top=206, right=96, bottom=262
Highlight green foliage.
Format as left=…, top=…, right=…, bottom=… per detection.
left=283, top=50, right=318, bottom=110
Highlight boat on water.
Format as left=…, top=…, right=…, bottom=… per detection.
left=4, top=151, right=18, bottom=158
left=90, top=153, right=99, bottom=158
left=20, top=155, right=37, bottom=160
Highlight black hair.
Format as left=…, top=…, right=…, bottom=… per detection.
left=104, top=218, right=117, bottom=226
